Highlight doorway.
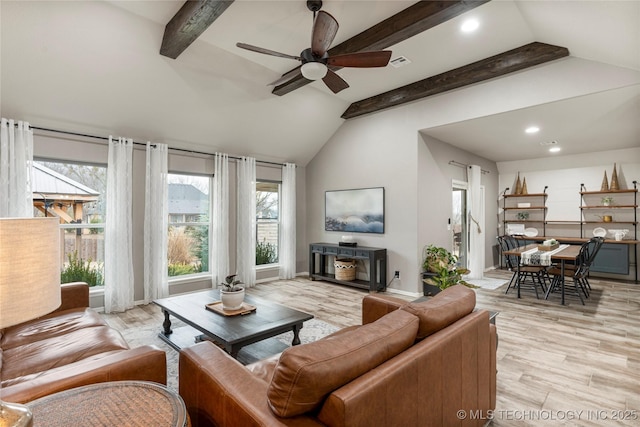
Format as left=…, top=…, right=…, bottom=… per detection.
left=452, top=180, right=468, bottom=269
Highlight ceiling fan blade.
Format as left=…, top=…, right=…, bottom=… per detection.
left=311, top=11, right=338, bottom=57
left=267, top=68, right=302, bottom=87
left=328, top=51, right=392, bottom=68
left=236, top=43, right=301, bottom=61
left=322, top=69, right=349, bottom=94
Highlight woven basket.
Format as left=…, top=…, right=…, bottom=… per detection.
left=334, top=259, right=356, bottom=281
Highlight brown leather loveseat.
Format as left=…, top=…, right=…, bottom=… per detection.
left=180, top=285, right=497, bottom=426
left=0, top=282, right=167, bottom=403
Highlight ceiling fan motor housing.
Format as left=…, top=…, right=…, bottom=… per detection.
left=307, top=0, right=323, bottom=13
left=301, top=48, right=328, bottom=65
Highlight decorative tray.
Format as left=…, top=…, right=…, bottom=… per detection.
left=205, top=301, right=257, bottom=317
left=537, top=243, right=559, bottom=251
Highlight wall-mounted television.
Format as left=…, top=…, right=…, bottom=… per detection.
left=325, top=187, right=384, bottom=234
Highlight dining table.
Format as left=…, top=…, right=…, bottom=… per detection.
left=503, top=243, right=581, bottom=305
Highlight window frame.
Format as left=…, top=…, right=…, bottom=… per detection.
left=256, top=179, right=281, bottom=268
left=167, top=172, right=211, bottom=282
left=33, top=158, right=107, bottom=288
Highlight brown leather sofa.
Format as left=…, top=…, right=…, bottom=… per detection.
left=0, top=282, right=167, bottom=403
left=180, top=285, right=497, bottom=427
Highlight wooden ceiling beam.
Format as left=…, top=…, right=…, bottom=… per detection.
left=160, top=0, right=234, bottom=59
left=341, top=42, right=570, bottom=119
left=272, top=0, right=491, bottom=96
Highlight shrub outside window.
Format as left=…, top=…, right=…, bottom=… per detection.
left=33, top=160, right=106, bottom=287
left=168, top=174, right=210, bottom=278
left=256, top=181, right=279, bottom=266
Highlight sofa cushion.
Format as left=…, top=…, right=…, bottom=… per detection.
left=1, top=326, right=129, bottom=382
left=245, top=353, right=281, bottom=385
left=0, top=308, right=106, bottom=350
left=401, top=284, right=476, bottom=340
left=267, top=309, right=419, bottom=417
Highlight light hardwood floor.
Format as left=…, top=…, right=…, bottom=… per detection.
left=107, top=271, right=640, bottom=426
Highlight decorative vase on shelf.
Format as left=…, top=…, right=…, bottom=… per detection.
left=610, top=163, right=619, bottom=191
left=601, top=171, right=609, bottom=191
left=514, top=173, right=522, bottom=195
left=521, top=177, right=528, bottom=195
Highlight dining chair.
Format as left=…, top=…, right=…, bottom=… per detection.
left=546, top=237, right=604, bottom=299
left=545, top=241, right=593, bottom=304
left=581, top=236, right=605, bottom=295
left=499, top=235, right=548, bottom=298
left=498, top=235, right=518, bottom=292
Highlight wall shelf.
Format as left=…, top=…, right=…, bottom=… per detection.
left=501, top=186, right=548, bottom=237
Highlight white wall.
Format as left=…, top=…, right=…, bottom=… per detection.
left=305, top=111, right=500, bottom=295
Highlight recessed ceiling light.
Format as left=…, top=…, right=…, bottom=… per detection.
left=461, top=19, right=479, bottom=33
left=549, top=147, right=561, bottom=153
left=525, top=126, right=540, bottom=134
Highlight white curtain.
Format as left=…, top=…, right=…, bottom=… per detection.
left=236, top=157, right=256, bottom=287
left=0, top=118, right=34, bottom=217
left=104, top=136, right=134, bottom=313
left=143, top=142, right=168, bottom=303
left=210, top=153, right=229, bottom=288
left=279, top=163, right=296, bottom=279
left=467, top=165, right=485, bottom=279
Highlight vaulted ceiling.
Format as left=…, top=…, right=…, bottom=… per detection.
left=1, top=1, right=638, bottom=165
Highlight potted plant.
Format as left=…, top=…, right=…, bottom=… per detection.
left=220, top=274, right=245, bottom=310
left=421, top=245, right=474, bottom=296
left=601, top=196, right=614, bottom=206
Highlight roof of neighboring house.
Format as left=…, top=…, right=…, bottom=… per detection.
left=32, top=163, right=99, bottom=200
left=168, top=183, right=208, bottom=215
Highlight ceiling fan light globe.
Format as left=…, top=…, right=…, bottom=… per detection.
left=301, top=62, right=328, bottom=80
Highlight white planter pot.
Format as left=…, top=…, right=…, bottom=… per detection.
left=220, top=288, right=245, bottom=310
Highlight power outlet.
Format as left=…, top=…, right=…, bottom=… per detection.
left=394, top=271, right=400, bottom=278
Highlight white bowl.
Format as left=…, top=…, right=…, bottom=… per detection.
left=524, top=228, right=538, bottom=237
left=593, top=227, right=607, bottom=237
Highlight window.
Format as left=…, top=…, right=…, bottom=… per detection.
left=256, top=181, right=280, bottom=266
left=168, top=174, right=210, bottom=278
left=33, top=160, right=106, bottom=287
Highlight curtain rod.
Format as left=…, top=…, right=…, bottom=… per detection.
left=448, top=160, right=489, bottom=174
left=29, top=125, right=288, bottom=168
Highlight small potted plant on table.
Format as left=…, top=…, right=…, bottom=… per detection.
left=421, top=245, right=474, bottom=296
left=220, top=274, right=245, bottom=310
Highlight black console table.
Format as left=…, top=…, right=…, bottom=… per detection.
left=309, top=243, right=387, bottom=292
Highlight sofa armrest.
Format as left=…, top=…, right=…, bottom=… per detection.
left=361, top=294, right=408, bottom=324
left=180, top=341, right=323, bottom=427
left=53, top=282, right=90, bottom=313
left=1, top=345, right=166, bottom=404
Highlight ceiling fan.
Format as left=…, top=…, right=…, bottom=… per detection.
left=236, top=0, right=392, bottom=94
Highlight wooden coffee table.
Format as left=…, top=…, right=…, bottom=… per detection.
left=154, top=290, right=313, bottom=358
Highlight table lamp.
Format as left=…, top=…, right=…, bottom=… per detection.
left=0, top=217, right=61, bottom=427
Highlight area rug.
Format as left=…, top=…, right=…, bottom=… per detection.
left=120, top=318, right=339, bottom=392
left=465, top=277, right=509, bottom=290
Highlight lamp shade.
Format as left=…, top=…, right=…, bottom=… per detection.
left=0, top=217, right=61, bottom=329
left=301, top=62, right=328, bottom=80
